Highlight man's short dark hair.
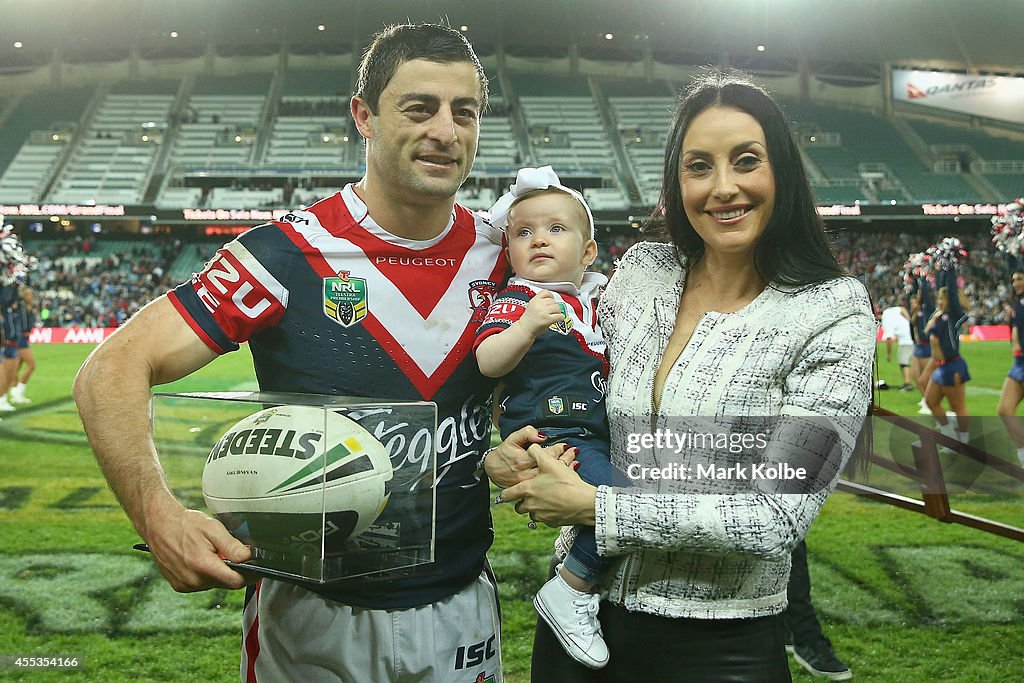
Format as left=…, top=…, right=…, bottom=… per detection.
left=354, top=23, right=488, bottom=114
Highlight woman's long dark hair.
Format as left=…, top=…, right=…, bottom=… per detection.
left=649, top=70, right=844, bottom=287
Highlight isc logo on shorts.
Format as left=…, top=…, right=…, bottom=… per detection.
left=453, top=634, right=496, bottom=671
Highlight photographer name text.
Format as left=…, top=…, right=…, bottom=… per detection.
left=626, top=462, right=807, bottom=481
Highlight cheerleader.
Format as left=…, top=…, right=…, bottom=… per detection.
left=997, top=270, right=1024, bottom=466
left=908, top=278, right=935, bottom=413
left=924, top=268, right=970, bottom=443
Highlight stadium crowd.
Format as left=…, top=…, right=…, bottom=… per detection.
left=836, top=229, right=1010, bottom=324
left=25, top=236, right=180, bottom=328
left=10, top=226, right=1014, bottom=330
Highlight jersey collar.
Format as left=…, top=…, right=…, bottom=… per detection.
left=510, top=271, right=607, bottom=298
left=341, top=184, right=458, bottom=251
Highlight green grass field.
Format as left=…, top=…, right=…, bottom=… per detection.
left=1, top=342, right=1022, bottom=682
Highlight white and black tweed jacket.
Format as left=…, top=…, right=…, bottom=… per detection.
left=556, top=241, right=875, bottom=620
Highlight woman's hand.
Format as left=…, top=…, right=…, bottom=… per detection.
left=484, top=426, right=573, bottom=489
left=499, top=444, right=597, bottom=527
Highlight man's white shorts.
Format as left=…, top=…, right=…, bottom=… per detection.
left=897, top=343, right=912, bottom=367
left=241, top=568, right=503, bottom=683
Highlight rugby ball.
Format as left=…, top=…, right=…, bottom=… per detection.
left=202, top=405, right=393, bottom=556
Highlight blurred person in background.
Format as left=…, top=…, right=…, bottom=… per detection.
left=924, top=268, right=971, bottom=444
left=8, top=286, right=37, bottom=405
left=997, top=270, right=1024, bottom=467
left=908, top=278, right=935, bottom=414
left=0, top=283, right=19, bottom=413
left=879, top=304, right=915, bottom=392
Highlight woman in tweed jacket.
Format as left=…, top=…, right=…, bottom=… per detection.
left=490, top=72, right=875, bottom=682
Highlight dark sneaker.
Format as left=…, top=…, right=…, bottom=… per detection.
left=791, top=641, right=853, bottom=680
left=898, top=383, right=913, bottom=392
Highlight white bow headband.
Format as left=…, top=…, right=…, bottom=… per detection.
left=487, top=165, right=595, bottom=238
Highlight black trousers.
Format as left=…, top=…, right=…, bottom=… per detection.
left=532, top=564, right=792, bottom=682
left=782, top=539, right=824, bottom=647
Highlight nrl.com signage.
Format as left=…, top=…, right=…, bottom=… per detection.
left=893, top=68, right=1024, bottom=124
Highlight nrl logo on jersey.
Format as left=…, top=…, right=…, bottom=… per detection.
left=547, top=396, right=565, bottom=415
left=548, top=302, right=573, bottom=335
left=323, top=271, right=368, bottom=327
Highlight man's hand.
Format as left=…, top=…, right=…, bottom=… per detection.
left=517, top=290, right=566, bottom=337
left=144, top=497, right=253, bottom=592
left=484, top=425, right=574, bottom=489
left=499, top=444, right=597, bottom=527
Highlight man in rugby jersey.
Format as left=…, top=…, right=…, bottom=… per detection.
left=74, top=23, right=544, bottom=683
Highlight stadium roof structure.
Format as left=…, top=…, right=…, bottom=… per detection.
left=0, top=0, right=1022, bottom=76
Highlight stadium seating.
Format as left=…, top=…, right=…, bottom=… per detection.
left=905, top=117, right=1024, bottom=162
left=49, top=92, right=175, bottom=204
left=168, top=241, right=215, bottom=282
left=2, top=58, right=1022, bottom=214
left=208, top=186, right=284, bottom=209
left=263, top=101, right=355, bottom=169
left=983, top=173, right=1024, bottom=201
left=510, top=71, right=619, bottom=177
left=169, top=94, right=266, bottom=169
left=455, top=186, right=496, bottom=211
left=280, top=69, right=349, bottom=98
left=786, top=99, right=984, bottom=203
left=902, top=117, right=1024, bottom=202
left=520, top=95, right=617, bottom=173
left=477, top=110, right=521, bottom=173
left=583, top=187, right=628, bottom=211
left=0, top=135, right=67, bottom=204
left=608, top=96, right=673, bottom=206
left=155, top=185, right=204, bottom=209
left=0, top=87, right=97, bottom=203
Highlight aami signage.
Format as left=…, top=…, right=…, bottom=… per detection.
left=28, top=328, right=117, bottom=344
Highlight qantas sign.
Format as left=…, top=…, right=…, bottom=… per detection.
left=905, top=77, right=996, bottom=99
left=892, top=68, right=1024, bottom=124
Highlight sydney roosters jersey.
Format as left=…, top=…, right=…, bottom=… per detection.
left=475, top=273, right=609, bottom=439
left=169, top=185, right=507, bottom=608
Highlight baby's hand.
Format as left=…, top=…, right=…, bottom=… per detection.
left=519, top=290, right=566, bottom=337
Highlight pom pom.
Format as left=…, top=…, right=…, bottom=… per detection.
left=926, top=237, right=968, bottom=271
left=991, top=198, right=1024, bottom=255
left=0, top=223, right=38, bottom=285
left=902, top=251, right=929, bottom=287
